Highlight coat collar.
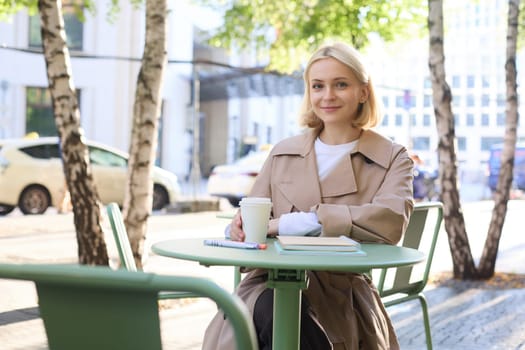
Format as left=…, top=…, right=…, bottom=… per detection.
left=272, top=128, right=393, bottom=169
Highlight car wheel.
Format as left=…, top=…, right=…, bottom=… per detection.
left=0, top=204, right=15, bottom=216
left=152, top=184, right=169, bottom=211
left=19, top=185, right=50, bottom=215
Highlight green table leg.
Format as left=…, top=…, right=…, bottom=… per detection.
left=267, top=269, right=308, bottom=350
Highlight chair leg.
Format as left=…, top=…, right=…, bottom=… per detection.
left=417, top=293, right=433, bottom=350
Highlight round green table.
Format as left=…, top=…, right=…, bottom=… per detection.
left=152, top=237, right=425, bottom=350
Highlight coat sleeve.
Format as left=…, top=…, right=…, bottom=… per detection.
left=313, top=147, right=414, bottom=245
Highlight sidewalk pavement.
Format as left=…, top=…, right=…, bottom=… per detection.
left=1, top=200, right=525, bottom=349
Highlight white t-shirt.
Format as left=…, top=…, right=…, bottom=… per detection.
left=315, top=137, right=358, bottom=179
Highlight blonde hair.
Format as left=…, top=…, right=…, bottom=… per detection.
left=299, top=42, right=381, bottom=130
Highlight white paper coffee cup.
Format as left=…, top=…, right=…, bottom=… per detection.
left=240, top=198, right=272, bottom=243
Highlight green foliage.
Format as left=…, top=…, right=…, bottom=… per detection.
left=0, top=0, right=38, bottom=19
left=0, top=0, right=143, bottom=23
left=198, top=0, right=426, bottom=73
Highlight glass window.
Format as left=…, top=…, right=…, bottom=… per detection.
left=452, top=95, right=461, bottom=107
left=423, top=77, right=432, bottom=89
left=481, top=94, right=490, bottom=107
left=382, top=96, right=389, bottom=108
left=482, top=76, right=490, bottom=88
left=457, top=137, right=467, bottom=151
left=26, top=87, right=56, bottom=137
left=26, top=86, right=81, bottom=137
left=454, top=114, right=460, bottom=126
left=395, top=114, right=403, bottom=126
left=467, top=75, right=475, bottom=88
left=20, top=143, right=61, bottom=159
left=481, top=137, right=504, bottom=151
left=424, top=94, right=432, bottom=108
left=28, top=2, right=84, bottom=50
left=452, top=75, right=461, bottom=88
left=466, top=94, right=475, bottom=107
left=466, top=113, right=475, bottom=126
left=411, top=114, right=416, bottom=126
left=497, top=113, right=505, bottom=126
left=497, top=94, right=505, bottom=107
left=481, top=113, right=490, bottom=126
left=395, top=95, right=404, bottom=108
left=88, top=147, right=127, bottom=167
left=423, top=114, right=431, bottom=126
left=382, top=114, right=389, bottom=126
left=412, top=137, right=430, bottom=151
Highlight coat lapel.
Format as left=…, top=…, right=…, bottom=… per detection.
left=320, top=153, right=358, bottom=197
left=273, top=130, right=322, bottom=212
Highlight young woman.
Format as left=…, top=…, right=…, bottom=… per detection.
left=203, top=42, right=414, bottom=350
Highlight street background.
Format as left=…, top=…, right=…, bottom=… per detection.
left=1, top=181, right=525, bottom=349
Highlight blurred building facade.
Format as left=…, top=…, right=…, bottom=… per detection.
left=369, top=0, right=524, bottom=184
left=1, top=0, right=524, bottom=185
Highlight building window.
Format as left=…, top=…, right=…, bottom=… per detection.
left=497, top=94, right=505, bottom=107
left=454, top=114, right=460, bottom=126
left=481, top=113, right=489, bottom=126
left=457, top=137, right=467, bottom=151
left=395, top=114, right=403, bottom=126
left=452, top=95, right=461, bottom=107
left=424, top=94, right=432, bottom=108
left=26, top=87, right=81, bottom=137
left=481, top=137, right=503, bottom=151
left=482, top=76, right=490, bottom=88
left=466, top=94, right=475, bottom=107
left=481, top=94, right=490, bottom=107
left=423, top=114, right=431, bottom=126
left=382, top=96, right=389, bottom=108
left=423, top=77, right=432, bottom=89
left=266, top=126, right=272, bottom=144
left=467, top=75, right=475, bottom=88
left=497, top=113, right=505, bottom=126
left=28, top=2, right=84, bottom=50
left=452, top=75, right=460, bottom=88
left=411, top=114, right=416, bottom=126
left=382, top=114, right=389, bottom=126
left=466, top=113, right=475, bottom=126
left=412, top=137, right=430, bottom=151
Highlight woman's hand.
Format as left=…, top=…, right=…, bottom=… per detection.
left=229, top=212, right=246, bottom=242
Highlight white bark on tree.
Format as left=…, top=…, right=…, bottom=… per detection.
left=38, top=0, right=108, bottom=265
left=428, top=0, right=477, bottom=278
left=124, top=0, right=167, bottom=269
left=478, top=0, right=520, bottom=277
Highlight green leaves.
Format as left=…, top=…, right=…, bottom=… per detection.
left=198, top=0, right=426, bottom=73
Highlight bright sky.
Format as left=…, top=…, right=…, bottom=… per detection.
left=181, top=1, right=223, bottom=31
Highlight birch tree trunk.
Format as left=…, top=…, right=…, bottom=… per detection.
left=124, top=0, right=167, bottom=269
left=428, top=0, right=477, bottom=278
left=38, top=0, right=108, bottom=265
left=478, top=0, right=520, bottom=278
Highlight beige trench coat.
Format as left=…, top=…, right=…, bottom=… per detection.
left=203, top=129, right=414, bottom=350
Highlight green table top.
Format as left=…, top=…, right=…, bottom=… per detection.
left=152, top=237, right=425, bottom=273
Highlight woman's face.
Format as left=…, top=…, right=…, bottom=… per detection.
left=308, top=57, right=368, bottom=127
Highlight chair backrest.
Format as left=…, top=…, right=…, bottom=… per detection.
left=375, top=201, right=443, bottom=297
left=0, top=263, right=258, bottom=350
left=106, top=202, right=137, bottom=271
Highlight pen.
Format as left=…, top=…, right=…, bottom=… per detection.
left=204, top=239, right=267, bottom=250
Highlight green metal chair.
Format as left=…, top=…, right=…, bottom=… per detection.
left=374, top=201, right=443, bottom=350
left=0, top=263, right=258, bottom=350
left=106, top=202, right=197, bottom=299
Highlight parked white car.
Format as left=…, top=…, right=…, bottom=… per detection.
left=207, top=147, right=271, bottom=207
left=0, top=137, right=181, bottom=215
